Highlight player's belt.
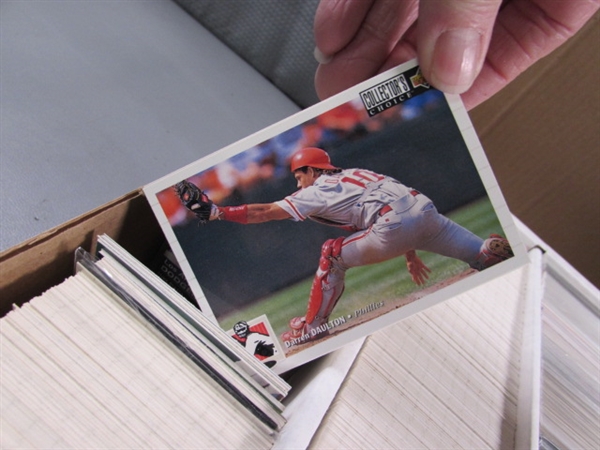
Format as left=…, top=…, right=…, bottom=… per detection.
left=378, top=190, right=420, bottom=216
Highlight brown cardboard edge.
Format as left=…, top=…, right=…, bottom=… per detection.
left=470, top=14, right=599, bottom=288
left=0, top=189, right=164, bottom=317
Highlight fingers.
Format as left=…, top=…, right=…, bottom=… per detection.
left=314, top=0, right=419, bottom=100
left=412, top=273, right=425, bottom=286
left=379, top=23, right=418, bottom=74
left=412, top=269, right=429, bottom=286
left=462, top=0, right=600, bottom=109
left=407, top=260, right=431, bottom=286
left=314, top=0, right=376, bottom=58
left=417, top=0, right=503, bottom=95
left=313, top=0, right=598, bottom=106
left=419, top=265, right=431, bottom=285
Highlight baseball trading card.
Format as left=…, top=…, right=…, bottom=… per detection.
left=144, top=59, right=528, bottom=374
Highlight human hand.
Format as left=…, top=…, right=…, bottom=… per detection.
left=405, top=250, right=431, bottom=286
left=314, top=0, right=599, bottom=110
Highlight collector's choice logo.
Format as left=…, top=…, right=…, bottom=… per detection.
left=360, top=68, right=430, bottom=117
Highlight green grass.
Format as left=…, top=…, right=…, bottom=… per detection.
left=220, top=197, right=504, bottom=335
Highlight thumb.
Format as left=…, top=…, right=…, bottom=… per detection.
left=417, top=0, right=502, bottom=94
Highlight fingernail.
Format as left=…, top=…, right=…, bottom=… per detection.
left=431, top=28, right=482, bottom=94
left=314, top=47, right=332, bottom=65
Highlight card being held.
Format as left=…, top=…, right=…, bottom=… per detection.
left=144, top=59, right=527, bottom=374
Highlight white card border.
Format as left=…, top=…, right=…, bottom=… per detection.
left=144, top=59, right=529, bottom=372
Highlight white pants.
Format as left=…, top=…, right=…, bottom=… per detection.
left=308, top=194, right=488, bottom=329
left=338, top=193, right=483, bottom=270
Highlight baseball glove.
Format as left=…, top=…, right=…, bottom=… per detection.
left=174, top=180, right=214, bottom=224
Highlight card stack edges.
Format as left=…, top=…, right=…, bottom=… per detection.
left=0, top=234, right=290, bottom=449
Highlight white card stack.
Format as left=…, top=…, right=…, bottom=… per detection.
left=0, top=235, right=290, bottom=449
left=539, top=274, right=600, bottom=449
left=309, top=266, right=528, bottom=448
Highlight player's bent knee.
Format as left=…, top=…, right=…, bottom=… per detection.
left=318, top=237, right=345, bottom=271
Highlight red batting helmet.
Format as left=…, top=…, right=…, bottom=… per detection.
left=290, top=147, right=338, bottom=172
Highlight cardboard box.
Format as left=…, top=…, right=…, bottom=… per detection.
left=1, top=15, right=598, bottom=316
left=471, top=14, right=599, bottom=287
left=0, top=191, right=163, bottom=317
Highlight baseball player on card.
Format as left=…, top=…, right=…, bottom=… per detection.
left=175, top=147, right=513, bottom=343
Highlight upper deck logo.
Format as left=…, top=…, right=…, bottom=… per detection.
left=410, top=68, right=430, bottom=89
left=360, top=74, right=412, bottom=117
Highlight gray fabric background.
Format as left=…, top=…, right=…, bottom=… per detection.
left=0, top=0, right=301, bottom=251
left=174, top=0, right=321, bottom=108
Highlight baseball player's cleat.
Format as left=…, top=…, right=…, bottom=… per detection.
left=281, top=330, right=295, bottom=342
left=281, top=317, right=307, bottom=344
left=288, top=316, right=306, bottom=337
left=281, top=316, right=329, bottom=344
left=472, top=234, right=513, bottom=270
left=487, top=234, right=514, bottom=259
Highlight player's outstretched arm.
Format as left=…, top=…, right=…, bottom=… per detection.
left=215, top=203, right=291, bottom=224
left=174, top=181, right=291, bottom=225
left=405, top=250, right=431, bottom=286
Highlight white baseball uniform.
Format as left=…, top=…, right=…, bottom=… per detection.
left=276, top=168, right=484, bottom=270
